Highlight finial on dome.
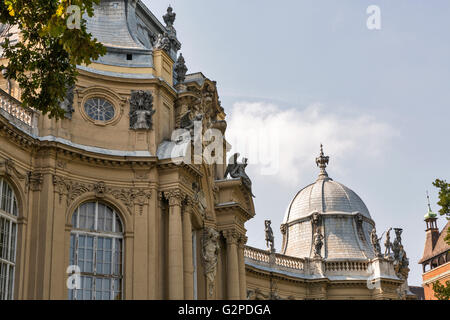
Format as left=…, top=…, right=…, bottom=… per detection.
left=316, top=144, right=330, bottom=179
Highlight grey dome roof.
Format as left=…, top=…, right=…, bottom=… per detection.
left=283, top=146, right=371, bottom=224
left=283, top=177, right=371, bottom=224
left=281, top=146, right=377, bottom=261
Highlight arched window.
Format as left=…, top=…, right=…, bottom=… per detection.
left=0, top=178, right=18, bottom=300
left=69, top=202, right=123, bottom=300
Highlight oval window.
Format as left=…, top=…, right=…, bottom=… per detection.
left=84, top=98, right=115, bottom=122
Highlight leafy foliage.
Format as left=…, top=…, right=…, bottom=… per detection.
left=432, top=281, right=450, bottom=300
left=0, top=0, right=105, bottom=119
left=433, top=179, right=450, bottom=244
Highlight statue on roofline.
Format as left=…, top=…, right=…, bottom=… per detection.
left=224, top=153, right=254, bottom=197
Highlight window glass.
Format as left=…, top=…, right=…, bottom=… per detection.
left=0, top=179, right=18, bottom=300
left=69, top=202, right=123, bottom=300
left=84, top=98, right=115, bottom=122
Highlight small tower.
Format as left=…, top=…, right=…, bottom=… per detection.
left=419, top=192, right=440, bottom=272
left=424, top=192, right=439, bottom=231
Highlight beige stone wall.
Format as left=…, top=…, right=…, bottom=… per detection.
left=0, top=48, right=254, bottom=300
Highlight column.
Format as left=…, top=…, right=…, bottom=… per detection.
left=224, top=231, right=240, bottom=300
left=165, top=190, right=184, bottom=300
left=237, top=236, right=248, bottom=300
left=183, top=198, right=194, bottom=300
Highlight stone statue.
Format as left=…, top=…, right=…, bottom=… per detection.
left=59, top=84, right=75, bottom=119
left=264, top=220, right=275, bottom=253
left=154, top=32, right=171, bottom=52
left=192, top=182, right=207, bottom=216
left=202, top=227, right=221, bottom=297
left=224, top=153, right=254, bottom=197
left=384, top=227, right=392, bottom=257
left=179, top=111, right=204, bottom=142
left=392, top=228, right=402, bottom=261
left=174, top=53, right=188, bottom=84
left=163, top=6, right=176, bottom=29
left=313, top=230, right=324, bottom=258
left=392, top=228, right=410, bottom=279
left=129, top=90, right=156, bottom=130
left=370, top=228, right=382, bottom=257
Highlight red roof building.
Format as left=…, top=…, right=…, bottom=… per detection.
left=418, top=205, right=450, bottom=300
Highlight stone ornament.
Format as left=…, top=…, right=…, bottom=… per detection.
left=164, top=189, right=185, bottom=207
left=153, top=32, right=171, bottom=52
left=264, top=220, right=275, bottom=253
left=52, top=175, right=151, bottom=215
left=370, top=228, right=383, bottom=257
left=224, top=153, right=254, bottom=197
left=27, top=172, right=43, bottom=192
left=384, top=227, right=393, bottom=257
left=202, top=227, right=221, bottom=297
left=179, top=110, right=204, bottom=140
left=129, top=90, right=156, bottom=130
left=315, top=144, right=330, bottom=178
left=163, top=6, right=176, bottom=34
left=0, top=158, right=26, bottom=181
left=59, top=85, right=75, bottom=119
left=247, top=288, right=269, bottom=300
left=313, top=230, right=324, bottom=258
left=392, top=228, right=410, bottom=279
left=174, top=53, right=188, bottom=84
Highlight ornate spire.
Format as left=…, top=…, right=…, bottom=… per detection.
left=315, top=144, right=330, bottom=179
left=425, top=191, right=437, bottom=220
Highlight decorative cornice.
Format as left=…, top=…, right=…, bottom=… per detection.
left=52, top=175, right=151, bottom=215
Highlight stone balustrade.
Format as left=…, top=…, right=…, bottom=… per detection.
left=245, top=245, right=372, bottom=276
left=324, top=260, right=368, bottom=272
left=244, top=246, right=304, bottom=271
left=0, top=88, right=39, bottom=135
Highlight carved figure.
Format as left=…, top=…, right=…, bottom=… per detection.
left=264, top=220, right=275, bottom=252
left=370, top=228, right=383, bottom=257
left=202, top=227, right=220, bottom=297
left=129, top=90, right=156, bottom=130
left=313, top=230, right=324, bottom=258
left=60, top=84, right=75, bottom=118
left=163, top=6, right=176, bottom=29
left=384, top=227, right=392, bottom=257
left=154, top=32, right=171, bottom=52
left=224, top=153, right=254, bottom=197
left=174, top=53, right=188, bottom=83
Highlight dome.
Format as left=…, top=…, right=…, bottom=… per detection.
left=283, top=177, right=371, bottom=225
left=281, top=146, right=377, bottom=261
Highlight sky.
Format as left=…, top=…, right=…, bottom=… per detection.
left=144, top=0, right=450, bottom=286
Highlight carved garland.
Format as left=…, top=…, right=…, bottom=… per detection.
left=52, top=175, right=152, bottom=215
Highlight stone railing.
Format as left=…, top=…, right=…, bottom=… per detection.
left=244, top=246, right=304, bottom=271
left=245, top=246, right=373, bottom=276
left=0, top=88, right=39, bottom=134
left=324, top=260, right=368, bottom=272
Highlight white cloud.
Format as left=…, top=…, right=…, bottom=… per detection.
left=226, top=101, right=398, bottom=187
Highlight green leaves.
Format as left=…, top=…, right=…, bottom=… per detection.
left=0, top=0, right=105, bottom=119
left=433, top=179, right=450, bottom=244
left=432, top=281, right=450, bottom=300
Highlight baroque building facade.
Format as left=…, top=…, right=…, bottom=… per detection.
left=0, top=0, right=415, bottom=300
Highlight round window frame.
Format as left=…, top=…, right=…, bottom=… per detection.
left=80, top=93, right=120, bottom=126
